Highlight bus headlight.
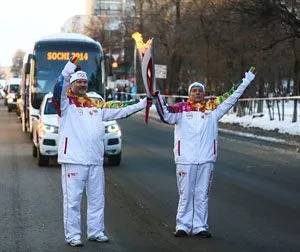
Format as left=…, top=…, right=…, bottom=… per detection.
left=105, top=123, right=120, bottom=133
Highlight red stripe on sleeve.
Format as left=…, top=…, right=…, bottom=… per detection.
left=64, top=137, right=68, bottom=154
left=213, top=140, right=216, bottom=154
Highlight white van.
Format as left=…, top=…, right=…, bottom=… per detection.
left=0, top=80, right=8, bottom=99
left=5, top=78, right=22, bottom=112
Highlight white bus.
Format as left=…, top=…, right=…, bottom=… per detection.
left=21, top=33, right=105, bottom=134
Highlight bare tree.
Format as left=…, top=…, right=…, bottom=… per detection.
left=11, top=50, right=25, bottom=77
left=84, top=0, right=299, bottom=123
left=225, top=0, right=300, bottom=121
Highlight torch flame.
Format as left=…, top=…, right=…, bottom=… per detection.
left=131, top=32, right=152, bottom=54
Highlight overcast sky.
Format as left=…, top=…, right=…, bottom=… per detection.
left=0, top=0, right=86, bottom=67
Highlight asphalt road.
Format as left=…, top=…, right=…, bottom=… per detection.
left=0, top=101, right=300, bottom=252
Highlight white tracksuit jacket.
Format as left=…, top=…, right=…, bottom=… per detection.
left=53, top=74, right=147, bottom=165
left=155, top=75, right=253, bottom=234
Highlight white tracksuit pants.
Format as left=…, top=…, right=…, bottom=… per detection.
left=176, top=162, right=214, bottom=234
left=61, top=163, right=105, bottom=242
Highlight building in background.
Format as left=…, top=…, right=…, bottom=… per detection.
left=86, top=0, right=124, bottom=28
left=85, top=0, right=136, bottom=81
left=87, top=0, right=125, bottom=56
left=61, top=15, right=86, bottom=34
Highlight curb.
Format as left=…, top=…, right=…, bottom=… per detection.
left=219, top=128, right=300, bottom=152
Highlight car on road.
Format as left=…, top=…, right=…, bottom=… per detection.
left=32, top=92, right=122, bottom=166
left=5, top=78, right=21, bottom=112
left=0, top=80, right=8, bottom=99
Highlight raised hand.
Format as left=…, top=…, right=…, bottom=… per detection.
left=244, top=66, right=256, bottom=83
left=61, top=56, right=80, bottom=77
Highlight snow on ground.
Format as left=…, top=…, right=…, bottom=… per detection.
left=220, top=101, right=300, bottom=136
left=148, top=99, right=300, bottom=136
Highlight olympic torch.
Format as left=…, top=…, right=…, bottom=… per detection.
left=131, top=32, right=156, bottom=125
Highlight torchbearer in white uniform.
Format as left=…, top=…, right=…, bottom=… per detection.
left=52, top=57, right=152, bottom=247
left=153, top=68, right=256, bottom=238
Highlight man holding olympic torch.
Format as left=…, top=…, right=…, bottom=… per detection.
left=52, top=57, right=152, bottom=247
left=153, top=67, right=256, bottom=238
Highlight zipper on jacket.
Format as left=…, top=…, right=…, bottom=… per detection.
left=64, top=137, right=68, bottom=154
left=178, top=140, right=181, bottom=156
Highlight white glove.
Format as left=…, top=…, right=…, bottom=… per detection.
left=243, top=71, right=255, bottom=84
left=61, top=61, right=77, bottom=77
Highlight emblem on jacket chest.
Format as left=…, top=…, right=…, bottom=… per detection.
left=77, top=108, right=83, bottom=116
left=89, top=109, right=98, bottom=116
left=201, top=112, right=210, bottom=119
left=186, top=112, right=193, bottom=119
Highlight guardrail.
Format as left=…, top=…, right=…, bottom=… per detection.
left=110, top=91, right=300, bottom=122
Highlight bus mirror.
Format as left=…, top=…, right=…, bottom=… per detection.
left=25, top=63, right=30, bottom=74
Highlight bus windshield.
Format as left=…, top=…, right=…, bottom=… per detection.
left=31, top=42, right=104, bottom=109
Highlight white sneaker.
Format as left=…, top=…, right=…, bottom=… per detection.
left=88, top=233, right=109, bottom=243
left=68, top=239, right=83, bottom=247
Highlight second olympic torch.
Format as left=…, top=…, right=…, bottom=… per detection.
left=131, top=32, right=156, bottom=125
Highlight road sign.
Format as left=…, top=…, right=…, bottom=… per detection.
left=155, top=64, right=167, bottom=79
